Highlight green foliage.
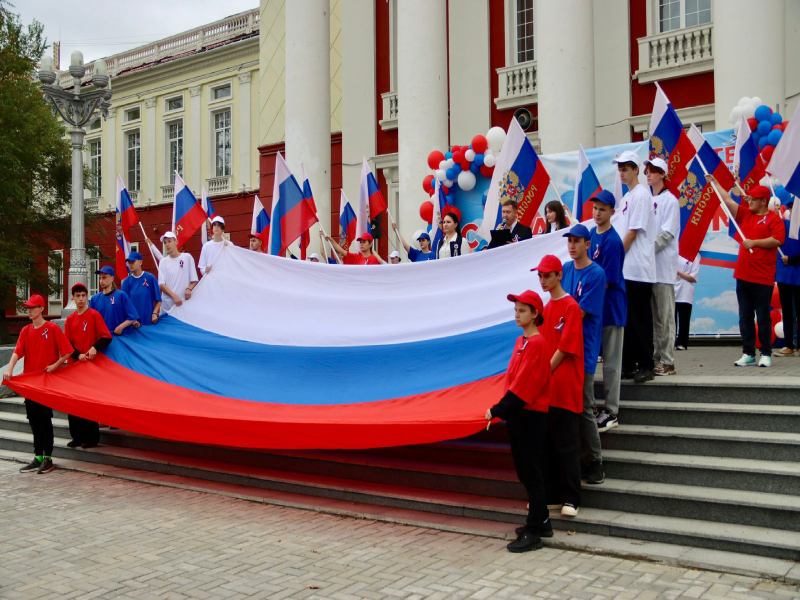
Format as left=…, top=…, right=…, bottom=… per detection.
left=0, top=1, right=72, bottom=313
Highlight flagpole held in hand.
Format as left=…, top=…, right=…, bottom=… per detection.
left=318, top=225, right=342, bottom=264
left=139, top=222, right=160, bottom=265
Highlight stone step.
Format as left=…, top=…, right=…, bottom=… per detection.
left=602, top=424, right=800, bottom=462
left=0, top=440, right=798, bottom=565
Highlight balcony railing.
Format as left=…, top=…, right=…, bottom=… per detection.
left=85, top=196, right=100, bottom=213
left=161, top=185, right=174, bottom=203
left=379, top=91, right=398, bottom=131
left=494, top=61, right=537, bottom=110
left=636, top=24, right=713, bottom=84
left=206, top=176, right=231, bottom=195
left=128, top=190, right=140, bottom=205
left=56, top=9, right=260, bottom=87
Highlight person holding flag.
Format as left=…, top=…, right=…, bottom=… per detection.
left=250, top=194, right=270, bottom=253
left=706, top=177, right=785, bottom=367
left=89, top=266, right=139, bottom=336
left=198, top=216, right=233, bottom=277
left=392, top=225, right=434, bottom=262
left=121, top=252, right=162, bottom=325
left=158, top=232, right=198, bottom=314
left=326, top=232, right=381, bottom=265
left=115, top=175, right=140, bottom=279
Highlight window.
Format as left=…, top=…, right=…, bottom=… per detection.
left=516, top=0, right=534, bottom=63
left=168, top=121, right=183, bottom=182
left=659, top=0, right=710, bottom=33
left=166, top=96, right=183, bottom=111
left=88, top=139, right=101, bottom=195
left=214, top=110, right=232, bottom=177
left=127, top=131, right=141, bottom=191
left=89, top=118, right=101, bottom=131
left=213, top=84, right=231, bottom=100
left=685, top=0, right=711, bottom=27
left=87, top=246, right=100, bottom=297
left=125, top=107, right=140, bottom=122
left=49, top=250, right=63, bottom=302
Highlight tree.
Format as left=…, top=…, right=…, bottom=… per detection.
left=0, top=2, right=72, bottom=342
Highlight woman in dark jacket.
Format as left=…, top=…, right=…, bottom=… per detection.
left=436, top=211, right=473, bottom=258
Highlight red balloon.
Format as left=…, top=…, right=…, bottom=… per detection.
left=420, top=201, right=434, bottom=223
left=761, top=146, right=775, bottom=163
left=429, top=188, right=435, bottom=197
left=453, top=151, right=464, bottom=164
left=441, top=185, right=450, bottom=196
left=461, top=160, right=470, bottom=171
left=747, top=117, right=759, bottom=132
left=427, top=150, right=445, bottom=171
left=422, top=174, right=435, bottom=193
left=444, top=206, right=462, bottom=223
left=471, top=135, right=488, bottom=154
left=771, top=285, right=781, bottom=310
left=451, top=145, right=460, bottom=154
left=461, top=145, right=469, bottom=155
left=772, top=123, right=783, bottom=131
left=479, top=165, right=494, bottom=178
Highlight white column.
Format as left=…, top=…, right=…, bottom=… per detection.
left=713, top=0, right=785, bottom=130
left=592, top=0, right=631, bottom=146
left=285, top=0, right=330, bottom=253
left=786, top=0, right=800, bottom=118
left=398, top=0, right=448, bottom=239
left=237, top=72, right=252, bottom=190
left=448, top=0, right=491, bottom=143
left=536, top=0, right=596, bottom=153
left=189, top=85, right=202, bottom=190
left=103, top=109, right=116, bottom=212
left=144, top=97, right=157, bottom=204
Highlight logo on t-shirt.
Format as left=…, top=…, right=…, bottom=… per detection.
left=142, top=279, right=149, bottom=287
left=179, top=259, right=184, bottom=268
left=110, top=295, right=116, bottom=305
left=622, top=202, right=628, bottom=215
left=757, top=215, right=767, bottom=226
left=577, top=281, right=583, bottom=298
left=41, top=328, right=48, bottom=339
left=653, top=201, right=658, bottom=214
left=593, top=245, right=601, bottom=260
left=555, top=316, right=565, bottom=331
left=82, top=321, right=88, bottom=332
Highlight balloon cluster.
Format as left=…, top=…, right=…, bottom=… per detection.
left=730, top=96, right=788, bottom=165
left=419, top=127, right=507, bottom=223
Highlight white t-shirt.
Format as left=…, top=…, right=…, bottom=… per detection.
left=158, top=252, right=199, bottom=313
left=675, top=254, right=701, bottom=304
left=653, top=189, right=681, bottom=284
left=198, top=239, right=233, bottom=276
left=619, top=184, right=656, bottom=283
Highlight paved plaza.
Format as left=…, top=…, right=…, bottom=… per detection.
left=0, top=461, right=798, bottom=600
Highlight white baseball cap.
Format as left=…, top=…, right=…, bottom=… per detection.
left=210, top=216, right=225, bottom=226
left=389, top=250, right=401, bottom=259
left=644, top=157, right=669, bottom=172
left=308, top=253, right=320, bottom=261
left=160, top=231, right=177, bottom=241
left=612, top=151, right=642, bottom=167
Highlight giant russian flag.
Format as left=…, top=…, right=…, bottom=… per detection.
left=573, top=145, right=602, bottom=222
left=649, top=83, right=696, bottom=196
left=338, top=190, right=357, bottom=251
left=250, top=194, right=270, bottom=252
left=478, top=118, right=550, bottom=240
left=115, top=174, right=139, bottom=280
left=268, top=153, right=317, bottom=256
left=767, top=101, right=800, bottom=240
left=6, top=236, right=571, bottom=450
left=172, top=173, right=207, bottom=248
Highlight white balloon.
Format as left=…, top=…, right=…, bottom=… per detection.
left=769, top=197, right=781, bottom=213
left=738, top=96, right=752, bottom=108
left=457, top=170, right=476, bottom=191
left=435, top=169, right=446, bottom=182
left=752, top=96, right=763, bottom=107
left=483, top=153, right=497, bottom=168
left=731, top=106, right=744, bottom=123
left=444, top=178, right=453, bottom=187
left=465, top=149, right=476, bottom=161
left=446, top=158, right=455, bottom=169
left=775, top=321, right=785, bottom=339
left=486, top=126, right=506, bottom=152
left=438, top=159, right=448, bottom=171
left=743, top=103, right=756, bottom=119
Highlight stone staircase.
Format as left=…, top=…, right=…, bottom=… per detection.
left=0, top=377, right=798, bottom=573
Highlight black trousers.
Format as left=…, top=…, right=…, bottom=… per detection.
left=544, top=407, right=582, bottom=507
left=622, top=280, right=655, bottom=372
left=24, top=399, right=53, bottom=457
left=736, top=279, right=773, bottom=356
left=507, top=409, right=548, bottom=528
left=68, top=414, right=100, bottom=446
left=675, top=302, right=693, bottom=348
left=778, top=282, right=800, bottom=350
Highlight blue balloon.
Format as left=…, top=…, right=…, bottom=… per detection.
left=445, top=167, right=455, bottom=180
left=757, top=120, right=772, bottom=136
left=776, top=186, right=791, bottom=204
left=771, top=112, right=783, bottom=125
left=445, top=152, right=453, bottom=160
left=758, top=136, right=771, bottom=150
left=453, top=162, right=463, bottom=173
left=474, top=153, right=485, bottom=167
left=470, top=160, right=481, bottom=174
left=752, top=131, right=761, bottom=144
left=468, top=143, right=472, bottom=150
left=755, top=105, right=772, bottom=122
left=767, top=129, right=783, bottom=146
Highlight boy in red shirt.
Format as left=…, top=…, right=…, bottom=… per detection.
left=532, top=255, right=584, bottom=517
left=64, top=283, right=113, bottom=448
left=3, top=295, right=73, bottom=474
left=707, top=178, right=785, bottom=367
left=486, top=290, right=550, bottom=553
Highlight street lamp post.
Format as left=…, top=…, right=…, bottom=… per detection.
left=38, top=51, right=112, bottom=315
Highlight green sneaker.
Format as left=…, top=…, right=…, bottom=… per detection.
left=734, top=354, right=756, bottom=367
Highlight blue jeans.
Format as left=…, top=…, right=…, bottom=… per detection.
left=736, top=279, right=773, bottom=357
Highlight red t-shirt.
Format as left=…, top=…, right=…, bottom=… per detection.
left=504, top=334, right=550, bottom=413
left=65, top=307, right=112, bottom=360
left=13, top=321, right=74, bottom=374
left=541, top=295, right=584, bottom=414
left=734, top=208, right=785, bottom=286
left=343, top=253, right=381, bottom=265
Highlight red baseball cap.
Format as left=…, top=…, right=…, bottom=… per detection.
left=21, top=294, right=45, bottom=308
left=71, top=282, right=88, bottom=294
left=507, top=290, right=544, bottom=315
left=531, top=254, right=563, bottom=274
left=357, top=233, right=374, bottom=243
left=748, top=186, right=771, bottom=199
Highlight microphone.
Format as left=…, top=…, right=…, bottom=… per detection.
left=500, top=218, right=507, bottom=230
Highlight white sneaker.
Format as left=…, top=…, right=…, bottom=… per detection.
left=734, top=354, right=757, bottom=367
left=759, top=355, right=772, bottom=368
left=561, top=504, right=579, bottom=517
left=547, top=504, right=563, bottom=510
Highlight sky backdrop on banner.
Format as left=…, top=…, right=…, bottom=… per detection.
left=17, top=1, right=258, bottom=64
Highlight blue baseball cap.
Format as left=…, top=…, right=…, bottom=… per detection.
left=417, top=232, right=431, bottom=241
left=126, top=251, right=143, bottom=262
left=591, top=189, right=616, bottom=208
left=563, top=223, right=592, bottom=240
left=95, top=265, right=116, bottom=277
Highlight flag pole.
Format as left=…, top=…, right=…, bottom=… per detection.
left=318, top=223, right=342, bottom=265
left=138, top=222, right=159, bottom=265
left=549, top=182, right=576, bottom=225
left=694, top=155, right=753, bottom=254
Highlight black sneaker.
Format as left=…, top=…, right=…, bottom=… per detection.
left=621, top=370, right=636, bottom=380
left=596, top=410, right=618, bottom=433
left=36, top=458, right=54, bottom=474
left=633, top=368, right=654, bottom=383
left=66, top=440, right=81, bottom=448
left=506, top=529, right=543, bottom=553
left=515, top=518, right=553, bottom=539
left=19, top=458, right=41, bottom=473
left=586, top=460, right=605, bottom=484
